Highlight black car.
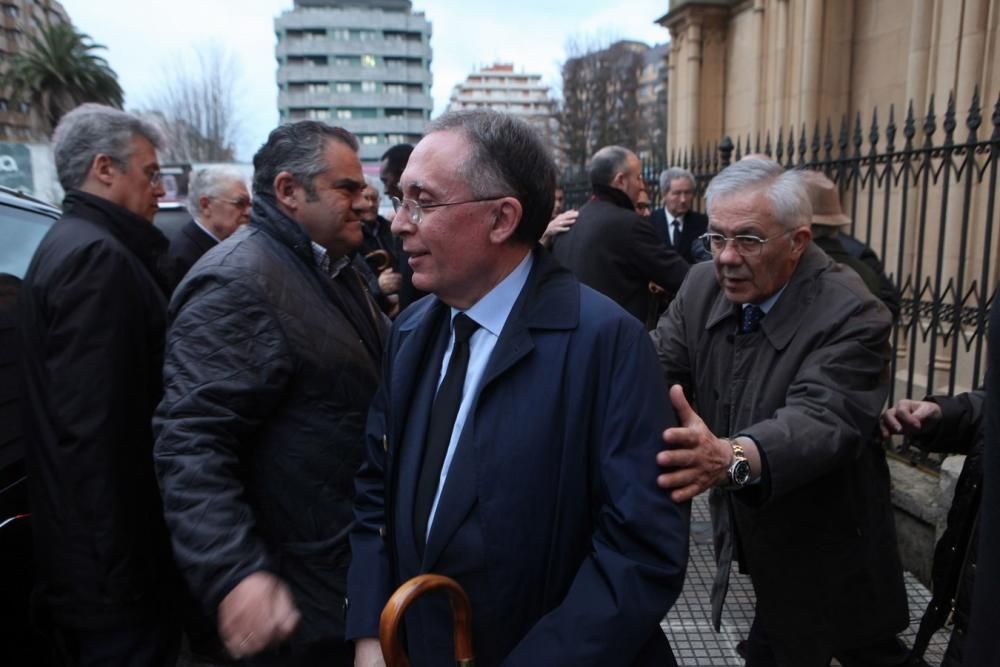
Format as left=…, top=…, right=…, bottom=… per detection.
left=0, top=187, right=60, bottom=664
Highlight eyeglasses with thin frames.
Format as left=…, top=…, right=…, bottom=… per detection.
left=215, top=196, right=252, bottom=210
left=699, top=230, right=791, bottom=257
left=390, top=195, right=506, bottom=224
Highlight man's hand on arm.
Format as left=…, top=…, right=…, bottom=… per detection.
left=880, top=399, right=942, bottom=439
left=540, top=210, right=578, bottom=247
left=656, top=384, right=762, bottom=502
left=354, top=637, right=385, bottom=667
left=218, top=571, right=301, bottom=659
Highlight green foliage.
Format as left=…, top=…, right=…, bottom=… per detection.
left=3, top=22, right=124, bottom=133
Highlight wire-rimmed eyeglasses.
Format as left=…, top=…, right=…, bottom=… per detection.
left=699, top=231, right=790, bottom=257
left=390, top=195, right=505, bottom=224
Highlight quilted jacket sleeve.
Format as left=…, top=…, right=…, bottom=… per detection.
left=153, top=267, right=294, bottom=613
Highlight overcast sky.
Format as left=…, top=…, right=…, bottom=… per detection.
left=58, top=0, right=670, bottom=161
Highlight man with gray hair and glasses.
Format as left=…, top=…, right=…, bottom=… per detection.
left=651, top=158, right=909, bottom=666
left=348, top=110, right=688, bottom=667
left=18, top=103, right=181, bottom=664
left=169, top=165, right=251, bottom=279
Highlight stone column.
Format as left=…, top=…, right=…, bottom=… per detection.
left=798, top=0, right=825, bottom=130
left=770, top=0, right=790, bottom=132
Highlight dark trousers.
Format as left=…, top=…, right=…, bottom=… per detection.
left=243, top=638, right=353, bottom=667
left=744, top=613, right=910, bottom=667
left=54, top=619, right=180, bottom=667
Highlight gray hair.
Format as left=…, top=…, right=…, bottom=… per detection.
left=52, top=103, right=163, bottom=192
left=705, top=159, right=812, bottom=230
left=659, top=167, right=695, bottom=194
left=588, top=145, right=631, bottom=188
left=187, top=166, right=248, bottom=220
left=252, top=121, right=358, bottom=200
left=427, top=109, right=556, bottom=245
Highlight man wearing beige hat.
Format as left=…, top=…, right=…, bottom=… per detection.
left=802, top=171, right=900, bottom=319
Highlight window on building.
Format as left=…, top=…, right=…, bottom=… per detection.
left=360, top=81, right=377, bottom=93
left=335, top=82, right=352, bottom=93
left=308, top=109, right=330, bottom=120
left=336, top=109, right=352, bottom=120
left=361, top=54, right=376, bottom=68
left=354, top=29, right=377, bottom=41
left=331, top=29, right=350, bottom=40
left=359, top=134, right=380, bottom=145
left=386, top=134, right=407, bottom=144
left=1, top=4, right=18, bottom=17
left=335, top=56, right=359, bottom=67
left=384, top=83, right=404, bottom=95
left=306, top=82, right=330, bottom=94
left=17, top=101, right=28, bottom=114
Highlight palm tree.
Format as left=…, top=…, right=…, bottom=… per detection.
left=3, top=23, right=124, bottom=133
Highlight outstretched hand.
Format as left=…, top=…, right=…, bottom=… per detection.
left=880, top=399, right=943, bottom=439
left=656, top=384, right=732, bottom=503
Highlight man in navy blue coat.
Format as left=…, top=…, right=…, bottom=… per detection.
left=347, top=109, right=689, bottom=667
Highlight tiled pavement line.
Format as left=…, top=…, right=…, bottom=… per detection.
left=663, top=493, right=951, bottom=666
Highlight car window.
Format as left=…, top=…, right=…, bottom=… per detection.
left=0, top=205, right=56, bottom=278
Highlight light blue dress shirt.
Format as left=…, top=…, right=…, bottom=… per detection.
left=425, top=251, right=534, bottom=536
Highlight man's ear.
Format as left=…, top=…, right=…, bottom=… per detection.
left=610, top=171, right=626, bottom=190
left=488, top=197, right=523, bottom=245
left=273, top=171, right=299, bottom=211
left=91, top=154, right=117, bottom=187
left=790, top=226, right=813, bottom=257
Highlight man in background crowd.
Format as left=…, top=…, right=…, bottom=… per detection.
left=651, top=167, right=708, bottom=264
left=169, top=166, right=250, bottom=279
left=550, top=145, right=688, bottom=326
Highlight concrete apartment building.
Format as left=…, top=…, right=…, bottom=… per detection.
left=447, top=63, right=557, bottom=155
left=274, top=0, right=433, bottom=163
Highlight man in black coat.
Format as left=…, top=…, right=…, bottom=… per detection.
left=650, top=167, right=709, bottom=264
left=169, top=165, right=251, bottom=279
left=549, top=145, right=689, bottom=326
left=965, top=292, right=1000, bottom=666
left=18, top=104, right=179, bottom=664
left=154, top=121, right=387, bottom=666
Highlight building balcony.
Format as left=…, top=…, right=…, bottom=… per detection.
left=277, top=38, right=431, bottom=60
left=276, top=9, right=431, bottom=33
left=278, top=64, right=433, bottom=85
left=279, top=90, right=433, bottom=110
left=334, top=117, right=429, bottom=135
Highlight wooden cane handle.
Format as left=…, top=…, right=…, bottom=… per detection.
left=379, top=574, right=475, bottom=667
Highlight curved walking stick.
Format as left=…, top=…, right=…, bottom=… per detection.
left=379, top=574, right=475, bottom=667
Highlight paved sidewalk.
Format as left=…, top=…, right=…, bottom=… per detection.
left=662, top=494, right=950, bottom=666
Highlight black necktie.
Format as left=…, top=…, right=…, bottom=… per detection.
left=671, top=219, right=681, bottom=247
left=413, top=313, right=481, bottom=547
left=741, top=304, right=765, bottom=334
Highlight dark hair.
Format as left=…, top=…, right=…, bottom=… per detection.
left=428, top=110, right=555, bottom=245
left=380, top=143, right=413, bottom=174
left=252, top=121, right=358, bottom=199
left=588, top=145, right=631, bottom=188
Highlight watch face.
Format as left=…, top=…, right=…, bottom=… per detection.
left=732, top=460, right=752, bottom=486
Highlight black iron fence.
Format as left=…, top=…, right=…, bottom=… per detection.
left=562, top=90, right=1000, bottom=471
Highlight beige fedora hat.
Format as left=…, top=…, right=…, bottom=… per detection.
left=802, top=171, right=850, bottom=227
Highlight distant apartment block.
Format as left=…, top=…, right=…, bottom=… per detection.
left=447, top=63, right=557, bottom=159
left=275, top=0, right=433, bottom=163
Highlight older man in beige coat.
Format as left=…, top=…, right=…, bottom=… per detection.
left=651, top=159, right=908, bottom=666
